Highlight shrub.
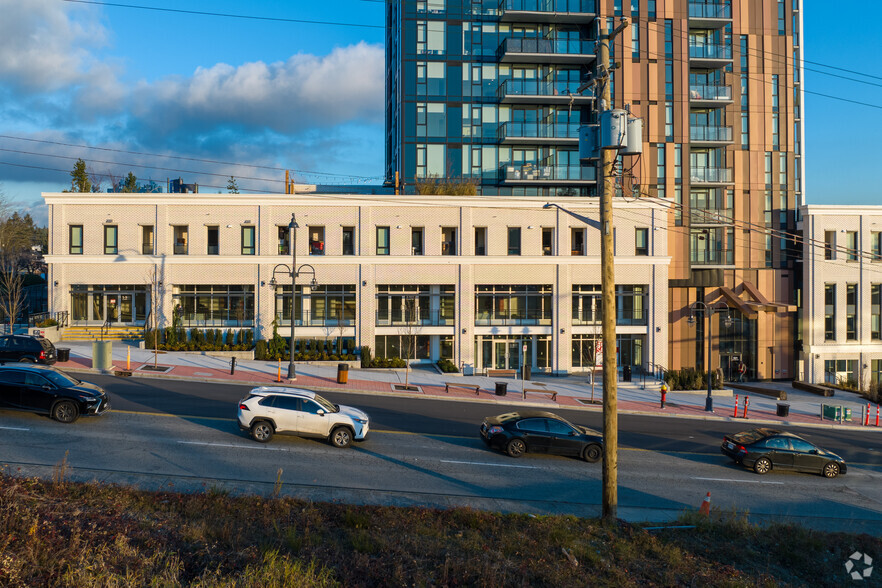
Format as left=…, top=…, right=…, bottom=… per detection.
left=254, top=339, right=268, bottom=360
left=37, top=318, right=59, bottom=327
left=437, top=358, right=459, bottom=373
left=664, top=367, right=721, bottom=390
left=244, top=330, right=253, bottom=348
left=361, top=346, right=373, bottom=368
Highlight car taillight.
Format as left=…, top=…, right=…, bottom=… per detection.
left=735, top=444, right=747, bottom=454
left=238, top=403, right=249, bottom=411
left=488, top=426, right=504, bottom=435
left=39, top=350, right=46, bottom=359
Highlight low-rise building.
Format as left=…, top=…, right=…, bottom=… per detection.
left=44, top=193, right=670, bottom=375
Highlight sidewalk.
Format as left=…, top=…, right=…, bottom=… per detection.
left=54, top=341, right=881, bottom=432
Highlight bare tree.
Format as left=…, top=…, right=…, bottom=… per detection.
left=144, top=265, right=162, bottom=368
left=398, top=296, right=421, bottom=388
left=0, top=251, right=25, bottom=334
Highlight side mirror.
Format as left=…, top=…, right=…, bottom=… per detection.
left=810, top=449, right=819, bottom=454
left=317, top=409, right=325, bottom=416
left=42, top=385, right=52, bottom=391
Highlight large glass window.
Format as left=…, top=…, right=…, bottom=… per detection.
left=825, top=284, right=836, bottom=341
left=376, top=285, right=453, bottom=326
left=175, top=285, right=255, bottom=326
left=70, top=225, right=83, bottom=255
left=104, top=225, right=118, bottom=255
left=275, top=284, right=355, bottom=326
left=475, top=285, right=552, bottom=325
left=824, top=359, right=857, bottom=386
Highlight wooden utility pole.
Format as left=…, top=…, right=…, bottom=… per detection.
left=598, top=17, right=628, bottom=523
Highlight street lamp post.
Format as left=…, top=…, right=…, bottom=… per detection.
left=688, top=301, right=734, bottom=412
left=269, top=213, right=317, bottom=380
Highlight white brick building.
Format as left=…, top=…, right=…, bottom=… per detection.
left=44, top=193, right=670, bottom=375
left=801, top=205, right=882, bottom=386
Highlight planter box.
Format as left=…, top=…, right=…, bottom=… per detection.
left=292, top=360, right=360, bottom=369
left=31, top=326, right=62, bottom=343
left=178, top=350, right=255, bottom=361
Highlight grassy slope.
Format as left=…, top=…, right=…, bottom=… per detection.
left=1, top=473, right=879, bottom=587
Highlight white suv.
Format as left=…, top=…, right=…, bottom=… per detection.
left=237, top=387, right=369, bottom=448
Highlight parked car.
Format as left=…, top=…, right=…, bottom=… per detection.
left=721, top=427, right=847, bottom=478
left=237, top=386, right=369, bottom=448
left=480, top=410, right=603, bottom=462
left=0, top=363, right=109, bottom=423
left=0, top=335, right=57, bottom=365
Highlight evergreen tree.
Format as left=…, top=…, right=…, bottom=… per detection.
left=68, top=159, right=92, bottom=193
left=227, top=176, right=239, bottom=194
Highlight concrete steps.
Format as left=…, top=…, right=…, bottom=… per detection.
left=62, top=326, right=144, bottom=342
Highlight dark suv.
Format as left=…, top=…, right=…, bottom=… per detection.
left=0, top=364, right=109, bottom=423
left=0, top=335, right=57, bottom=365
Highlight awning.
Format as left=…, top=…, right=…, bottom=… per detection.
left=719, top=281, right=796, bottom=317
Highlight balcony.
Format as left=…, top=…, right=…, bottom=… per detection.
left=689, top=207, right=734, bottom=225
left=497, top=79, right=594, bottom=105
left=475, top=309, right=552, bottom=326
left=497, top=37, right=596, bottom=64
left=690, top=125, right=733, bottom=144
left=688, top=1, right=731, bottom=28
left=275, top=311, right=356, bottom=328
left=498, top=0, right=596, bottom=23
left=376, top=309, right=455, bottom=327
left=688, top=43, right=732, bottom=67
left=689, top=167, right=733, bottom=184
left=497, top=121, right=580, bottom=144
left=501, top=164, right=596, bottom=184
left=573, top=309, right=647, bottom=326
left=689, top=84, right=733, bottom=106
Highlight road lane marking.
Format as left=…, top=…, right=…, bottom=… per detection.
left=178, top=441, right=291, bottom=451
left=440, top=459, right=538, bottom=469
left=692, top=476, right=784, bottom=485
left=0, top=426, right=29, bottom=431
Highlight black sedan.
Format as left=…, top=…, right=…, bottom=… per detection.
left=480, top=411, right=603, bottom=462
left=0, top=364, right=109, bottom=423
left=721, top=428, right=846, bottom=478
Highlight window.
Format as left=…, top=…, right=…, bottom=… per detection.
left=275, top=284, right=356, bottom=327
left=635, top=228, right=649, bottom=256
left=207, top=226, right=219, bottom=255
left=872, top=284, right=881, bottom=340
left=764, top=152, right=772, bottom=185
left=411, top=227, right=424, bottom=255
left=846, top=284, right=857, bottom=340
left=173, top=226, right=188, bottom=255
left=241, top=226, right=255, bottom=256
left=174, top=285, right=255, bottom=325
left=104, top=225, right=118, bottom=255
left=475, top=285, right=552, bottom=325
left=845, top=231, right=857, bottom=261
left=873, top=232, right=882, bottom=261
left=664, top=102, right=673, bottom=140
left=376, top=226, right=390, bottom=256
left=475, top=227, right=487, bottom=255
left=507, top=227, right=521, bottom=255
left=309, top=226, right=324, bottom=255
left=824, top=230, right=835, bottom=260
left=277, top=226, right=290, bottom=255
left=631, top=23, right=639, bottom=58
left=824, top=284, right=835, bottom=341
left=542, top=228, right=553, bottom=256
left=69, top=225, right=83, bottom=255
left=342, top=227, right=355, bottom=255
left=142, top=225, right=154, bottom=255
left=571, top=228, right=585, bottom=255
left=442, top=227, right=456, bottom=255
left=765, top=234, right=773, bottom=268
left=741, top=113, right=749, bottom=149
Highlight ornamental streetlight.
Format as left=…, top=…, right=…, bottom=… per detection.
left=269, top=213, right=317, bottom=380
left=688, top=301, right=734, bottom=412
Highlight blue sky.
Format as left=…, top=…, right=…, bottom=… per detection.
left=0, top=0, right=878, bottom=225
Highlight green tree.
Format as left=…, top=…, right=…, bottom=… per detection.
left=227, top=176, right=239, bottom=194
left=67, top=158, right=92, bottom=193
left=121, top=172, right=138, bottom=193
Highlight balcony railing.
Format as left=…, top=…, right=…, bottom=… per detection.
left=688, top=43, right=732, bottom=60
left=275, top=311, right=356, bottom=328
left=689, top=84, right=732, bottom=101
left=500, top=0, right=597, bottom=13
left=689, top=167, right=733, bottom=183
left=497, top=79, right=587, bottom=99
left=497, top=121, right=580, bottom=141
left=475, top=309, right=552, bottom=326
left=501, top=165, right=596, bottom=182
left=498, top=37, right=595, bottom=58
left=690, top=208, right=734, bottom=225
left=691, top=249, right=734, bottom=265
left=688, top=1, right=732, bottom=19
left=376, top=309, right=455, bottom=327
left=690, top=125, right=733, bottom=142
left=573, top=309, right=648, bottom=326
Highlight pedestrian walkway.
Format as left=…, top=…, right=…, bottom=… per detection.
left=53, top=341, right=881, bottom=432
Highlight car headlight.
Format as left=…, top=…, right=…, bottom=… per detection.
left=353, top=417, right=368, bottom=424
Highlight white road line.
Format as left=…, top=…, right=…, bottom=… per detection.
left=692, top=476, right=784, bottom=485
left=440, top=459, right=538, bottom=469
left=0, top=426, right=29, bottom=431
left=178, top=441, right=291, bottom=452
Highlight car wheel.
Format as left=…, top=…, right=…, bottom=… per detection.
left=18, top=357, right=34, bottom=363
left=330, top=426, right=353, bottom=448
left=505, top=438, right=527, bottom=458
left=583, top=444, right=602, bottom=463
left=753, top=457, right=772, bottom=475
left=823, top=461, right=840, bottom=479
left=52, top=400, right=79, bottom=423
left=250, top=421, right=274, bottom=443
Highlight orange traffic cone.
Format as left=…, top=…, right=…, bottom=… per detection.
left=699, top=492, right=711, bottom=516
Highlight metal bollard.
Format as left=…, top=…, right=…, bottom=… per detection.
left=231, top=357, right=236, bottom=375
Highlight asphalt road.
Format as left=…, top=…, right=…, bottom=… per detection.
left=1, top=374, right=881, bottom=532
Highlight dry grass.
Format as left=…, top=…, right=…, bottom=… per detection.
left=0, top=473, right=879, bottom=587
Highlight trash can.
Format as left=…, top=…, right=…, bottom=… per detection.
left=56, top=347, right=70, bottom=362
left=337, top=363, right=349, bottom=384
left=495, top=382, right=508, bottom=396
left=623, top=365, right=632, bottom=382
left=523, top=364, right=531, bottom=381
left=776, top=403, right=790, bottom=417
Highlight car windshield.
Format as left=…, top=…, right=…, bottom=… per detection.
left=41, top=369, right=80, bottom=387
left=313, top=393, right=338, bottom=413
left=731, top=429, right=774, bottom=444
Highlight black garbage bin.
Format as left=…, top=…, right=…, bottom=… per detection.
left=776, top=402, right=790, bottom=417
left=523, top=364, right=531, bottom=381
left=56, top=347, right=70, bottom=362
left=623, top=365, right=632, bottom=382
left=495, top=382, right=508, bottom=396
left=337, top=363, right=349, bottom=384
